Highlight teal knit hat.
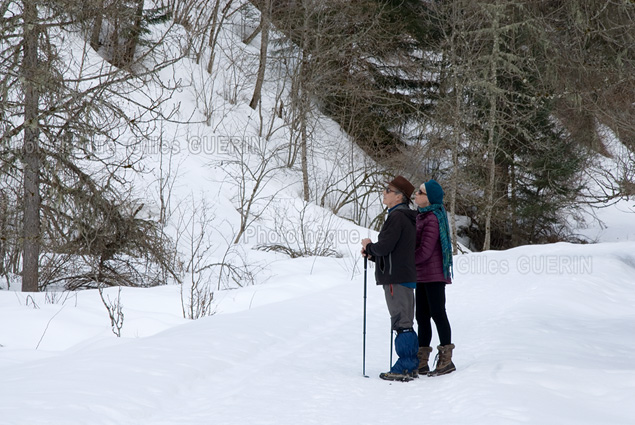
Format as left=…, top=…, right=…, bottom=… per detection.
left=424, top=179, right=444, bottom=204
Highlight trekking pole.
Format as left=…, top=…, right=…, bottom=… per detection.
left=363, top=256, right=369, bottom=378
left=390, top=330, right=393, bottom=369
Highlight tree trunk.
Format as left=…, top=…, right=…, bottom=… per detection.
left=448, top=2, right=462, bottom=255
left=482, top=2, right=501, bottom=252
left=206, top=1, right=234, bottom=73
left=450, top=111, right=459, bottom=255
left=122, top=0, right=145, bottom=66
left=242, top=21, right=261, bottom=45
left=299, top=5, right=310, bottom=203
left=204, top=0, right=221, bottom=68
left=510, top=158, right=519, bottom=247
left=249, top=0, right=270, bottom=110
left=300, top=84, right=310, bottom=202
left=90, top=0, right=104, bottom=51
left=21, top=0, right=41, bottom=292
left=0, top=190, right=7, bottom=276
left=110, top=12, right=120, bottom=65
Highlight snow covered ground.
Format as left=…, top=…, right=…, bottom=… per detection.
left=2, top=240, right=635, bottom=425
left=576, top=198, right=635, bottom=243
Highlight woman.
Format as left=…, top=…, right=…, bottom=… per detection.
left=414, top=179, right=455, bottom=377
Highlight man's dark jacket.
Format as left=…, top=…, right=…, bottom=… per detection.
left=366, top=204, right=417, bottom=285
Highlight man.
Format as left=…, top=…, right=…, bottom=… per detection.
left=361, top=175, right=418, bottom=381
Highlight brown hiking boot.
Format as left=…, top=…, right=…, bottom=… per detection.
left=379, top=371, right=415, bottom=382
left=428, top=344, right=456, bottom=377
left=415, top=346, right=433, bottom=376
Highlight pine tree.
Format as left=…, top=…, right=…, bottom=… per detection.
left=1, top=0, right=178, bottom=290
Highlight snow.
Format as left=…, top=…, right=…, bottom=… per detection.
left=2, top=242, right=635, bottom=424
left=2, top=1, right=635, bottom=424
left=576, top=198, right=635, bottom=243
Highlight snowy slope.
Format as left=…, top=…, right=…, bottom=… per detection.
left=2, top=242, right=635, bottom=425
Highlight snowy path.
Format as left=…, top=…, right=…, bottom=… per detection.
left=2, top=243, right=635, bottom=425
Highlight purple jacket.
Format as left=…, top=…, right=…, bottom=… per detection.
left=415, top=211, right=452, bottom=284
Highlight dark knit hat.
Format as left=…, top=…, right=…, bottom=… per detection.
left=386, top=175, right=415, bottom=201
left=424, top=179, right=444, bottom=204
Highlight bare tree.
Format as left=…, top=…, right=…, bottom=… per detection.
left=177, top=197, right=217, bottom=319
left=256, top=201, right=342, bottom=258
left=87, top=0, right=159, bottom=68
left=248, top=0, right=270, bottom=110
left=98, top=285, right=125, bottom=337
left=219, top=135, right=290, bottom=244
left=21, top=0, right=42, bottom=292
left=2, top=0, right=183, bottom=291
left=205, top=0, right=236, bottom=73
left=481, top=0, right=503, bottom=251
left=175, top=197, right=262, bottom=318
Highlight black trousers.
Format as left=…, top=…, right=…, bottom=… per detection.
left=416, top=282, right=452, bottom=347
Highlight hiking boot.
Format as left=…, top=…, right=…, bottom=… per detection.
left=428, top=343, right=456, bottom=377
left=415, top=346, right=433, bottom=376
left=379, top=371, right=415, bottom=382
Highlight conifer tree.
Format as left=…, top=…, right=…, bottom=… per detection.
left=1, top=0, right=178, bottom=290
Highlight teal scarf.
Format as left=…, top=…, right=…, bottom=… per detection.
left=418, top=204, right=454, bottom=279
